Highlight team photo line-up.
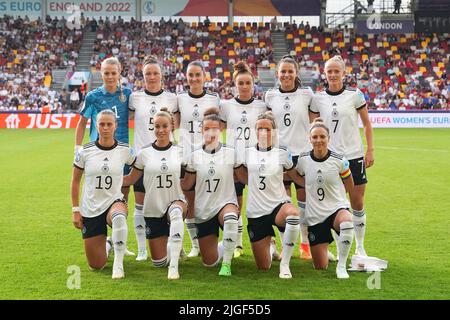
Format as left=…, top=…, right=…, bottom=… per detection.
left=70, top=53, right=374, bottom=281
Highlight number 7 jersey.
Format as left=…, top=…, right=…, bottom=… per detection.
left=73, top=140, right=136, bottom=218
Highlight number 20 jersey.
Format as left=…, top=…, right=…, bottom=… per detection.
left=73, top=140, right=136, bottom=218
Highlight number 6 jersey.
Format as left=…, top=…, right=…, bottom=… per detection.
left=295, top=150, right=351, bottom=226
left=73, top=140, right=136, bottom=218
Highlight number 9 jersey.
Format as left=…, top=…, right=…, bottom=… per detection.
left=73, top=140, right=136, bottom=218
left=295, top=150, right=351, bottom=227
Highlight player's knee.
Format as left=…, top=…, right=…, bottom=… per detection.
left=256, top=261, right=272, bottom=270
left=202, top=256, right=220, bottom=267
left=313, top=262, right=328, bottom=270
left=88, top=261, right=107, bottom=271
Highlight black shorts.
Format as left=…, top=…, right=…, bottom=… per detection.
left=145, top=216, right=169, bottom=239
left=307, top=208, right=348, bottom=246
left=247, top=202, right=288, bottom=243
left=283, top=155, right=303, bottom=189
left=196, top=213, right=222, bottom=239
left=235, top=182, right=245, bottom=197
left=349, top=157, right=368, bottom=185
left=133, top=174, right=146, bottom=193
left=81, top=198, right=127, bottom=239
left=181, top=167, right=196, bottom=192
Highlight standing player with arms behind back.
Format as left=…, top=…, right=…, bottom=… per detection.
left=310, top=55, right=374, bottom=257
left=128, top=55, right=178, bottom=262
left=175, top=61, right=220, bottom=258
left=264, top=55, right=314, bottom=260
left=219, top=61, right=267, bottom=258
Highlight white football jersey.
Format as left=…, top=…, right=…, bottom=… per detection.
left=175, top=91, right=220, bottom=159
left=219, top=97, right=267, bottom=157
left=185, top=144, right=240, bottom=223
left=133, top=142, right=186, bottom=218
left=245, top=145, right=293, bottom=219
left=73, top=140, right=136, bottom=218
left=309, top=87, right=367, bottom=160
left=129, top=90, right=178, bottom=153
left=265, top=86, right=314, bottom=155
left=295, top=150, right=351, bottom=226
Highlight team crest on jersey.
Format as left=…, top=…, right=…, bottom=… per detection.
left=101, top=164, right=110, bottom=173
left=119, top=91, right=126, bottom=103
left=332, top=104, right=339, bottom=118
left=259, top=159, right=266, bottom=173
left=208, top=160, right=215, bottom=176
left=316, top=169, right=324, bottom=185
left=283, top=103, right=291, bottom=111
left=192, top=104, right=200, bottom=118
left=161, top=157, right=168, bottom=172
left=240, top=111, right=248, bottom=124
left=150, top=102, right=157, bottom=115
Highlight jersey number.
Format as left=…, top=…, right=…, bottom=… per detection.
left=258, top=176, right=266, bottom=190
left=236, top=127, right=250, bottom=140
left=156, top=175, right=173, bottom=188
left=332, top=120, right=339, bottom=133
left=188, top=121, right=202, bottom=134
left=284, top=113, right=291, bottom=126
left=206, top=178, right=220, bottom=193
left=111, top=106, right=120, bottom=119
left=148, top=117, right=154, bottom=131
left=95, top=176, right=112, bottom=190
left=317, top=187, right=325, bottom=201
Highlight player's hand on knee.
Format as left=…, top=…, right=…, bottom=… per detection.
left=73, top=211, right=83, bottom=229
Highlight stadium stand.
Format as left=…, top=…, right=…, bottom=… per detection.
left=0, top=15, right=82, bottom=111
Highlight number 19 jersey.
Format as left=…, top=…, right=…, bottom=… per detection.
left=73, top=140, right=136, bottom=218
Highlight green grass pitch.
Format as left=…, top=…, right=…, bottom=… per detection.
left=1, top=128, right=449, bottom=300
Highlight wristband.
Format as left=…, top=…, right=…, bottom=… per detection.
left=72, top=207, right=80, bottom=213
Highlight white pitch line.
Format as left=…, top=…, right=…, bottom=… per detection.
left=377, top=146, right=450, bottom=153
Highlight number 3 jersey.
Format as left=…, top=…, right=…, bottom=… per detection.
left=73, top=140, right=136, bottom=218
left=129, top=90, right=178, bottom=153
left=244, top=146, right=293, bottom=219
left=185, top=144, right=241, bottom=223
left=295, top=150, right=351, bottom=226
left=133, top=142, right=186, bottom=218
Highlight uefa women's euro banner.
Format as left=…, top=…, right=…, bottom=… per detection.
left=142, top=0, right=320, bottom=17
left=1, top=112, right=450, bottom=129
left=0, top=1, right=42, bottom=17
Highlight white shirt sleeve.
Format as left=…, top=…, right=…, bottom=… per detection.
left=128, top=93, right=136, bottom=111
left=309, top=94, right=320, bottom=113
left=354, top=89, right=367, bottom=110
left=134, top=150, right=144, bottom=171
left=73, top=148, right=85, bottom=169
left=295, top=157, right=305, bottom=176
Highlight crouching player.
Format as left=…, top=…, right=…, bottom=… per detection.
left=291, top=118, right=354, bottom=279
left=71, top=110, right=135, bottom=279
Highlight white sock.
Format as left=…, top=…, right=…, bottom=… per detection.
left=152, top=256, right=169, bottom=268
left=337, top=221, right=354, bottom=269
left=297, top=201, right=309, bottom=245
left=133, top=204, right=146, bottom=252
left=168, top=205, right=184, bottom=268
left=281, top=216, right=300, bottom=266
left=352, top=209, right=366, bottom=253
left=186, top=218, right=199, bottom=249
left=236, top=215, right=243, bottom=248
left=222, top=213, right=239, bottom=264
left=332, top=229, right=340, bottom=256
left=112, top=211, right=128, bottom=270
